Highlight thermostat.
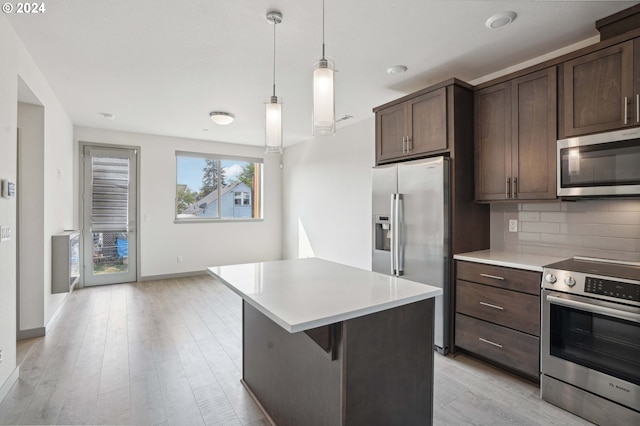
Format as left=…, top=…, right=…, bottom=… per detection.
left=1, top=180, right=16, bottom=198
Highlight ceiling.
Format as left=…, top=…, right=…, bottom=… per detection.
left=6, top=1, right=638, bottom=149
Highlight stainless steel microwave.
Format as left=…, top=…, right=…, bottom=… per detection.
left=557, top=128, right=640, bottom=198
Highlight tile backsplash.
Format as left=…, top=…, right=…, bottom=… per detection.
left=490, top=199, right=640, bottom=261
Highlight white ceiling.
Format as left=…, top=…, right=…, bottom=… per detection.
left=6, top=0, right=638, bottom=148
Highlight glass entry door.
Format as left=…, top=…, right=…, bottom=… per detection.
left=82, top=146, right=137, bottom=286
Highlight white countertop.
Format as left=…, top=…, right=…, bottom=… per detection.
left=453, top=250, right=566, bottom=272
left=207, top=257, right=442, bottom=333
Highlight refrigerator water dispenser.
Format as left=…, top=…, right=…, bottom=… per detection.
left=374, top=215, right=391, bottom=251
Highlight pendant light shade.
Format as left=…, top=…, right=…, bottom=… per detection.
left=313, top=59, right=335, bottom=136
left=265, top=11, right=283, bottom=155
left=265, top=96, right=283, bottom=154
left=312, top=0, right=335, bottom=136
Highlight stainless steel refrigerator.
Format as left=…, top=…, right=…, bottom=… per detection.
left=372, top=157, right=450, bottom=354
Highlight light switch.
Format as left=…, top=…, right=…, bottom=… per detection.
left=508, top=219, right=518, bottom=233
left=1, top=180, right=16, bottom=198
left=0, top=226, right=11, bottom=242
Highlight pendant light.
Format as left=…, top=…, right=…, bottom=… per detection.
left=312, top=0, right=335, bottom=136
left=265, top=10, right=283, bottom=155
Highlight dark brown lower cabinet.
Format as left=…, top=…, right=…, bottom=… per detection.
left=454, top=260, right=542, bottom=380
left=243, top=298, right=435, bottom=426
left=455, top=314, right=540, bottom=379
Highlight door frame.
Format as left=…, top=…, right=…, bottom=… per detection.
left=79, top=142, right=141, bottom=287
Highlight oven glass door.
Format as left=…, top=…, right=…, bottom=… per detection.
left=549, top=295, right=640, bottom=386
left=559, top=139, right=640, bottom=189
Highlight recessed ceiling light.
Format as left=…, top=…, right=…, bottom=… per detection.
left=100, top=112, right=115, bottom=120
left=209, top=111, right=235, bottom=125
left=387, top=65, right=408, bottom=75
left=485, top=11, right=517, bottom=29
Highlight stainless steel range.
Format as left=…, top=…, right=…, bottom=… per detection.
left=541, top=256, right=640, bottom=425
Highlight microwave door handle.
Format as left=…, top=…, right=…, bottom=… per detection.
left=546, top=294, right=640, bottom=324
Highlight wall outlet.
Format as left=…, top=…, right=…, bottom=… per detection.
left=508, top=219, right=518, bottom=233
left=177, top=256, right=183, bottom=264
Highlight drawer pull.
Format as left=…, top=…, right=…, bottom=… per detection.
left=480, top=273, right=504, bottom=281
left=479, top=337, right=503, bottom=348
left=480, top=301, right=504, bottom=310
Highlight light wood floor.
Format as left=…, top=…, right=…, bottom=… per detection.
left=0, top=275, right=591, bottom=425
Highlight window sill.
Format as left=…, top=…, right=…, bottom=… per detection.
left=174, top=218, right=264, bottom=224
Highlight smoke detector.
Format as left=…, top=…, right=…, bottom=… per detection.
left=485, top=11, right=517, bottom=29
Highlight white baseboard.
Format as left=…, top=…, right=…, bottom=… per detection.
left=138, top=270, right=207, bottom=281
left=17, top=327, right=45, bottom=340
left=0, top=366, right=19, bottom=404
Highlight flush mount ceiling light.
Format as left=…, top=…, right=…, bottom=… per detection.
left=209, top=111, right=235, bottom=125
left=265, top=10, right=283, bottom=155
left=100, top=112, right=115, bottom=120
left=312, top=0, right=335, bottom=137
left=387, top=65, right=408, bottom=76
left=485, top=11, right=517, bottom=29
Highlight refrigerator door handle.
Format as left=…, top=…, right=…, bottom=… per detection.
left=391, top=193, right=403, bottom=276
left=396, top=194, right=404, bottom=276
left=390, top=194, right=397, bottom=275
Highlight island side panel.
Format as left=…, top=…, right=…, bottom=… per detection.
left=342, top=298, right=435, bottom=426
left=242, top=301, right=343, bottom=426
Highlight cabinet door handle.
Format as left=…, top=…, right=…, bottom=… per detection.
left=479, top=337, right=503, bottom=348
left=624, top=96, right=629, bottom=125
left=506, top=177, right=511, bottom=198
left=407, top=137, right=412, bottom=152
left=401, top=136, right=406, bottom=153
left=480, top=273, right=505, bottom=281
left=513, top=177, right=518, bottom=198
left=637, top=94, right=639, bottom=124
left=480, top=301, right=504, bottom=310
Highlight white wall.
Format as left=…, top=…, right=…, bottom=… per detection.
left=282, top=118, right=374, bottom=270
left=0, top=16, right=19, bottom=397
left=17, top=102, right=45, bottom=332
left=0, top=15, right=74, bottom=398
left=74, top=127, right=282, bottom=277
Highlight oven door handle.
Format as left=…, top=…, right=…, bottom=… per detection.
left=546, top=294, right=640, bottom=324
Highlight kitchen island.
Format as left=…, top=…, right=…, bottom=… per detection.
left=208, top=257, right=442, bottom=426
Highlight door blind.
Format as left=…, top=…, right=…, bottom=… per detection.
left=91, top=156, right=129, bottom=232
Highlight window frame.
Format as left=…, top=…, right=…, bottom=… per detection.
left=174, top=151, right=263, bottom=223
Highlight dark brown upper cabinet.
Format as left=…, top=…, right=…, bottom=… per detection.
left=560, top=39, right=640, bottom=138
left=374, top=87, right=447, bottom=164
left=475, top=67, right=557, bottom=202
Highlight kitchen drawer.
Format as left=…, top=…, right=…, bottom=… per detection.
left=456, top=261, right=541, bottom=295
left=455, top=313, right=539, bottom=379
left=456, top=280, right=540, bottom=336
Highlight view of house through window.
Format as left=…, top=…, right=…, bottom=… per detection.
left=176, top=152, right=263, bottom=220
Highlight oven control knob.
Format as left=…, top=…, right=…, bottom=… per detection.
left=545, top=274, right=557, bottom=284
left=564, top=276, right=576, bottom=287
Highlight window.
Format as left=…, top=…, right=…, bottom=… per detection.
left=234, top=191, right=250, bottom=206
left=175, top=152, right=263, bottom=221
